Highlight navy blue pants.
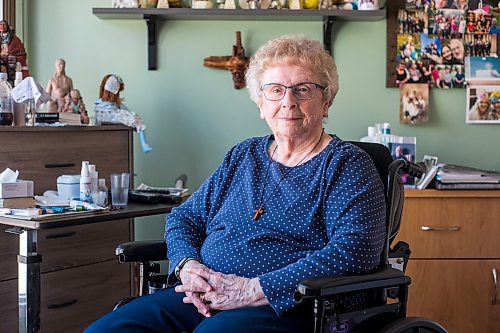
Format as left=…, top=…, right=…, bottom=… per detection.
left=84, top=288, right=314, bottom=333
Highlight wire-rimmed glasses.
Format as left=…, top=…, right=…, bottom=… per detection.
left=261, top=82, right=326, bottom=101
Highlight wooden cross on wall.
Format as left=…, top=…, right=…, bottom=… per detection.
left=203, top=31, right=249, bottom=89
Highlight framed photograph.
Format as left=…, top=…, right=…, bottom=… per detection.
left=428, top=9, right=466, bottom=40
left=432, top=64, right=465, bottom=88
left=397, top=33, right=422, bottom=63
left=464, top=33, right=498, bottom=57
left=400, top=83, right=430, bottom=124
left=466, top=85, right=500, bottom=123
left=465, top=56, right=500, bottom=83
left=398, top=9, right=429, bottom=34
left=389, top=138, right=417, bottom=185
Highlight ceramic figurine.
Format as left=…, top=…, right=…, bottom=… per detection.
left=157, top=0, right=170, bottom=7
left=46, top=58, right=73, bottom=113
left=62, top=89, right=89, bottom=124
left=224, top=0, right=236, bottom=9
left=94, top=74, right=153, bottom=153
left=0, top=20, right=29, bottom=82
left=112, top=0, right=139, bottom=7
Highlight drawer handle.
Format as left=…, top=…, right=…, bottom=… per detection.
left=45, top=231, right=76, bottom=239
left=47, top=299, right=77, bottom=309
left=421, top=225, right=460, bottom=232
left=44, top=163, right=76, bottom=168
left=493, top=268, right=497, bottom=305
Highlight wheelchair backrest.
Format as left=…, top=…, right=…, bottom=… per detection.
left=348, top=141, right=405, bottom=269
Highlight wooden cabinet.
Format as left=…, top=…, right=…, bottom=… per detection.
left=0, top=126, right=134, bottom=332
left=395, top=190, right=500, bottom=333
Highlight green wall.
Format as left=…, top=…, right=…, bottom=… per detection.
left=26, top=0, right=498, bottom=239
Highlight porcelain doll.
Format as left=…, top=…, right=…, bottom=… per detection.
left=94, top=74, right=153, bottom=153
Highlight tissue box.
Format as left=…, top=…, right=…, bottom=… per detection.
left=0, top=180, right=34, bottom=198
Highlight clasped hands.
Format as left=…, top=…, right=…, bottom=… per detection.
left=174, top=260, right=267, bottom=317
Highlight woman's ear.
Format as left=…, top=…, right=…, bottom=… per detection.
left=322, top=102, right=329, bottom=117
left=259, top=108, right=265, bottom=119
left=258, top=101, right=265, bottom=119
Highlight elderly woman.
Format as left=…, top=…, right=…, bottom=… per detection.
left=85, top=35, right=385, bottom=333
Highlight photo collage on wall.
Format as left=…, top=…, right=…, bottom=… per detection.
left=395, top=0, right=500, bottom=124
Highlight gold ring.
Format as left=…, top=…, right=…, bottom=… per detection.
left=199, top=293, right=206, bottom=303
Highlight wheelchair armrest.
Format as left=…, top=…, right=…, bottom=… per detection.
left=294, top=267, right=410, bottom=302
left=116, top=240, right=167, bottom=263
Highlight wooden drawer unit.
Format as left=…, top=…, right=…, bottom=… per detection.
left=39, top=219, right=130, bottom=273
left=41, top=260, right=130, bottom=332
left=0, top=126, right=134, bottom=332
left=0, top=126, right=133, bottom=194
left=395, top=190, right=500, bottom=333
left=1, top=220, right=130, bottom=281
left=0, top=261, right=130, bottom=333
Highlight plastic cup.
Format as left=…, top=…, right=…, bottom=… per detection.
left=110, top=173, right=130, bottom=207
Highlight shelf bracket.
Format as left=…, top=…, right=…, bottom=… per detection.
left=323, top=16, right=334, bottom=55
left=145, top=15, right=157, bottom=70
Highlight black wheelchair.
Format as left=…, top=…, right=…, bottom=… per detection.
left=115, top=141, right=448, bottom=333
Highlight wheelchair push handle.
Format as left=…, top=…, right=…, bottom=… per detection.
left=388, top=159, right=426, bottom=180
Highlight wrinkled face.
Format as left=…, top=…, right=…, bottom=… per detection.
left=0, top=21, right=8, bottom=33
left=450, top=40, right=464, bottom=60
left=258, top=64, right=328, bottom=141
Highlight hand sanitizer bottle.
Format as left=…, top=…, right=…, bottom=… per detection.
left=79, top=161, right=92, bottom=203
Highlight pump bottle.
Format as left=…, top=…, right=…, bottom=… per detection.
left=79, top=161, right=92, bottom=203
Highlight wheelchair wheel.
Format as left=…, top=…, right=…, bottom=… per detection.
left=378, top=316, right=447, bottom=333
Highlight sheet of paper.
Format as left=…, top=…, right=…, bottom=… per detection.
left=0, top=168, right=19, bottom=183
left=10, top=77, right=50, bottom=107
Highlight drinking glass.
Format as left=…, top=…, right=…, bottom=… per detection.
left=110, top=173, right=130, bottom=207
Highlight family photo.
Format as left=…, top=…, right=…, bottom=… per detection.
left=466, top=85, right=500, bottom=122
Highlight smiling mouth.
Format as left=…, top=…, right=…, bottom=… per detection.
left=279, top=118, right=301, bottom=122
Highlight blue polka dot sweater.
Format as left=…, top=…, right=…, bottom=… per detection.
left=165, top=135, right=386, bottom=315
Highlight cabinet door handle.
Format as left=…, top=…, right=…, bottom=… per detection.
left=44, top=163, right=76, bottom=168
left=47, top=299, right=77, bottom=309
left=492, top=268, right=497, bottom=305
left=45, top=231, right=76, bottom=239
left=421, top=225, right=460, bottom=231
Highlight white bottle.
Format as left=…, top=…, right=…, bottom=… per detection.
left=88, top=164, right=99, bottom=202
left=79, top=161, right=92, bottom=203
left=379, top=123, right=399, bottom=147
left=360, top=126, right=379, bottom=143
left=0, top=72, right=13, bottom=126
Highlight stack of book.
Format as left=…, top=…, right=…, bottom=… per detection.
left=0, top=196, right=36, bottom=208
left=59, top=112, right=82, bottom=125
left=0, top=179, right=36, bottom=209
left=433, top=164, right=500, bottom=190
left=35, top=112, right=59, bottom=124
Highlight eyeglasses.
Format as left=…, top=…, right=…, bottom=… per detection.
left=261, top=82, right=326, bottom=101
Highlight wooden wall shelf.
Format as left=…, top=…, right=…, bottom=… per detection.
left=92, top=7, right=386, bottom=70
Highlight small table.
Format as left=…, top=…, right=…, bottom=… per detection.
left=0, top=202, right=177, bottom=333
